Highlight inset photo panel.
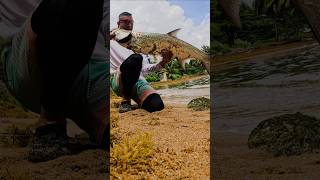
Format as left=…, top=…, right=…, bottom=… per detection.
left=212, top=0, right=320, bottom=179
left=0, top=0, right=109, bottom=179
left=110, top=0, right=210, bottom=178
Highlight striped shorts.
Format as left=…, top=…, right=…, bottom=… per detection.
left=110, top=69, right=157, bottom=106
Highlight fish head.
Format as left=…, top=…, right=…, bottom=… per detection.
left=110, top=28, right=131, bottom=41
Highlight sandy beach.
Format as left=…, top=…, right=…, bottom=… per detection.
left=0, top=78, right=108, bottom=179
left=0, top=115, right=108, bottom=180
left=0, top=73, right=210, bottom=179
left=110, top=75, right=210, bottom=179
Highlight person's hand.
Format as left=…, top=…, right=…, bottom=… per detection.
left=109, top=31, right=116, bottom=40
left=159, top=49, right=173, bottom=67
left=109, top=33, right=116, bottom=40
left=109, top=28, right=118, bottom=40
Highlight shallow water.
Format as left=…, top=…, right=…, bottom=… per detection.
left=212, top=44, right=320, bottom=134
left=157, top=75, right=210, bottom=105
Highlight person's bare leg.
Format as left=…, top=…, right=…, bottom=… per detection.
left=28, top=0, right=103, bottom=162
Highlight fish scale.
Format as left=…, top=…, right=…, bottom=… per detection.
left=111, top=28, right=210, bottom=72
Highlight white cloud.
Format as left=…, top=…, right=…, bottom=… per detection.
left=110, top=0, right=210, bottom=49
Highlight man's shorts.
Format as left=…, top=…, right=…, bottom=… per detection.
left=110, top=69, right=157, bottom=106
left=0, top=20, right=109, bottom=145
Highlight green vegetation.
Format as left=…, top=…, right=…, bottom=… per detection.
left=211, top=0, right=311, bottom=55
left=145, top=57, right=206, bottom=82
left=145, top=72, right=161, bottom=82
left=254, top=0, right=307, bottom=41
left=165, top=59, right=183, bottom=80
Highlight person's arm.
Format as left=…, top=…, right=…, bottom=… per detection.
left=141, top=49, right=173, bottom=76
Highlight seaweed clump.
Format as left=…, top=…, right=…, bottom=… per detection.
left=187, top=97, right=210, bottom=111
left=248, top=112, right=320, bottom=156
left=110, top=132, right=154, bottom=178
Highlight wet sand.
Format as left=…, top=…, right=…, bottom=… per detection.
left=213, top=43, right=320, bottom=179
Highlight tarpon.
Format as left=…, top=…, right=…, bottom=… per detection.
left=111, top=28, right=210, bottom=73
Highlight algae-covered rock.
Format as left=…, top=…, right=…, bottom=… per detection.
left=187, top=97, right=210, bottom=111
left=248, top=112, right=320, bottom=156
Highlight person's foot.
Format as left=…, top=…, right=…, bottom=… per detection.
left=118, top=101, right=132, bottom=113
left=28, top=124, right=70, bottom=162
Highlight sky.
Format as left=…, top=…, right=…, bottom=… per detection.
left=167, top=0, right=210, bottom=25
left=110, top=0, right=210, bottom=49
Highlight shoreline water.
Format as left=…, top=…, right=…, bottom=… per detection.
left=213, top=41, right=320, bottom=179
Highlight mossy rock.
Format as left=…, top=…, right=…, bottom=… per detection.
left=187, top=97, right=210, bottom=111
left=248, top=112, right=320, bottom=156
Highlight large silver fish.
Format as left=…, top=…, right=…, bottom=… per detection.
left=111, top=28, right=210, bottom=73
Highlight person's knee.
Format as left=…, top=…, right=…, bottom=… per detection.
left=120, top=53, right=143, bottom=73
left=142, top=93, right=164, bottom=112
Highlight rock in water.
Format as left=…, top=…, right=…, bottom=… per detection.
left=187, top=97, right=210, bottom=111
left=248, top=112, right=320, bottom=156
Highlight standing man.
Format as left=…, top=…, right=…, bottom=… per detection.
left=0, top=0, right=109, bottom=162
left=110, top=12, right=173, bottom=113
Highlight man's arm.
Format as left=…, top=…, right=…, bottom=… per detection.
left=141, top=49, right=173, bottom=76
